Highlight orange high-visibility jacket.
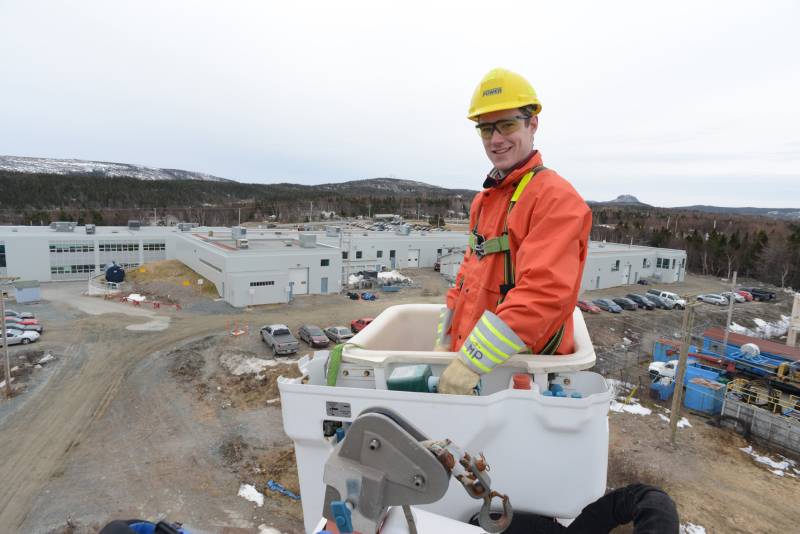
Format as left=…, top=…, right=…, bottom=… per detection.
left=445, top=151, right=592, bottom=354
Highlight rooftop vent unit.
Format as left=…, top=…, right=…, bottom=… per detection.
left=325, top=226, right=341, bottom=237
left=85, top=224, right=96, bottom=235
left=128, top=220, right=141, bottom=231
left=299, top=234, right=317, bottom=248
left=177, top=222, right=195, bottom=232
left=395, top=225, right=411, bottom=236
left=51, top=221, right=77, bottom=233
left=232, top=226, right=247, bottom=239
left=236, top=238, right=249, bottom=249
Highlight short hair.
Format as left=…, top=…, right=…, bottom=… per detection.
left=518, top=105, right=537, bottom=119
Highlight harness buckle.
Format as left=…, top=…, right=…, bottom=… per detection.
left=472, top=232, right=486, bottom=258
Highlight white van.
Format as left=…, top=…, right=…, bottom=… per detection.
left=646, top=289, right=687, bottom=309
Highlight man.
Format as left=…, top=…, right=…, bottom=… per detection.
left=436, top=68, right=592, bottom=395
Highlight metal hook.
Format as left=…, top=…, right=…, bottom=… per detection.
left=478, top=491, right=513, bottom=533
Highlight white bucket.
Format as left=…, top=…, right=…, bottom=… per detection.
left=279, top=304, right=610, bottom=534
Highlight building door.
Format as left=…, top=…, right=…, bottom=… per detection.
left=595, top=275, right=600, bottom=289
left=289, top=268, right=308, bottom=295
left=624, top=264, right=631, bottom=284
left=407, top=249, right=420, bottom=267
left=320, top=277, right=328, bottom=293
left=389, top=249, right=396, bottom=269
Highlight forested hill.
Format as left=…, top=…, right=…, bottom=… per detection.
left=0, top=170, right=476, bottom=226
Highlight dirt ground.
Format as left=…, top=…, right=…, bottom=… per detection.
left=1, top=269, right=797, bottom=533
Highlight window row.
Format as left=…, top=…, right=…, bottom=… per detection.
left=656, top=257, right=678, bottom=269
left=142, top=242, right=166, bottom=251
left=99, top=243, right=139, bottom=252
left=342, top=249, right=397, bottom=260
left=49, top=244, right=94, bottom=253
left=51, top=264, right=96, bottom=274
left=250, top=281, right=275, bottom=287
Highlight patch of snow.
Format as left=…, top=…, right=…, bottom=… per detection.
left=220, top=352, right=287, bottom=376
left=348, top=274, right=363, bottom=285
left=739, top=445, right=795, bottom=475
left=37, top=353, right=55, bottom=364
left=266, top=398, right=281, bottom=405
left=729, top=315, right=791, bottom=339
left=258, top=526, right=284, bottom=534
left=610, top=400, right=652, bottom=416
left=378, top=270, right=411, bottom=283
left=126, top=293, right=146, bottom=303
left=658, top=414, right=670, bottom=422
left=680, top=523, right=706, bottom=534
left=238, top=484, right=264, bottom=507
left=622, top=337, right=632, bottom=345
left=677, top=417, right=692, bottom=428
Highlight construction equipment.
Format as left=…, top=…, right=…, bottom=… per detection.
left=279, top=303, right=610, bottom=533
left=317, top=408, right=512, bottom=534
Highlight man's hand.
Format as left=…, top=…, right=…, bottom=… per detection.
left=438, top=358, right=480, bottom=395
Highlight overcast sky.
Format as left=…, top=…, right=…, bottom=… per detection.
left=2, top=1, right=798, bottom=207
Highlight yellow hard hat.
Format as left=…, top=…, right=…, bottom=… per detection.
left=467, top=68, right=542, bottom=121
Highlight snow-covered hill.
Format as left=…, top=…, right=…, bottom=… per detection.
left=0, top=155, right=231, bottom=182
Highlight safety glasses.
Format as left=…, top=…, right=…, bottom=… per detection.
left=475, top=116, right=529, bottom=139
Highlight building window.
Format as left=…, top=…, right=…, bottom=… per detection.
left=437, top=248, right=442, bottom=255
left=672, top=258, right=676, bottom=269
left=342, top=251, right=348, bottom=259
left=656, top=258, right=662, bottom=269
left=389, top=250, right=396, bottom=258
left=99, top=242, right=139, bottom=252
left=49, top=243, right=95, bottom=253
left=642, top=258, right=647, bottom=268
left=356, top=250, right=363, bottom=259
left=321, top=259, right=330, bottom=267
left=250, top=281, right=275, bottom=287
left=611, top=260, right=620, bottom=272
left=143, top=242, right=166, bottom=251
left=0, top=244, right=5, bottom=268
left=681, top=258, right=685, bottom=268
left=377, top=250, right=383, bottom=258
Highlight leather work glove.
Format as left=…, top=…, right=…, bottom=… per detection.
left=439, top=310, right=527, bottom=395
left=438, top=357, right=480, bottom=395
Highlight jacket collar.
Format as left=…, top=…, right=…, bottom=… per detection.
left=482, top=150, right=543, bottom=190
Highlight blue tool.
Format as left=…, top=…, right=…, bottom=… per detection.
left=266, top=479, right=301, bottom=500
left=330, top=500, right=353, bottom=534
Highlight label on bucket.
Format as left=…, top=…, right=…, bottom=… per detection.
left=326, top=401, right=352, bottom=418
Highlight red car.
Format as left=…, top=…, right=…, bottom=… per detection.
left=350, top=317, right=374, bottom=333
left=4, top=317, right=39, bottom=326
left=576, top=300, right=601, bottom=314
left=736, top=290, right=753, bottom=302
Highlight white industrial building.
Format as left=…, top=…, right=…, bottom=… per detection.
left=0, top=223, right=469, bottom=308
left=581, top=241, right=686, bottom=290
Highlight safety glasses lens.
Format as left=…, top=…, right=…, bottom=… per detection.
left=496, top=120, right=521, bottom=135
left=477, top=125, right=495, bottom=139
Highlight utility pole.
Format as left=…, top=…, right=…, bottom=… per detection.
left=670, top=303, right=695, bottom=446
left=721, top=271, right=737, bottom=357
left=238, top=207, right=241, bottom=226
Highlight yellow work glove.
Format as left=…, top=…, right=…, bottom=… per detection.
left=438, top=358, right=480, bottom=395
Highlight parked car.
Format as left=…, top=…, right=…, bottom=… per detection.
left=325, top=326, right=354, bottom=343
left=636, top=279, right=650, bottom=285
left=434, top=262, right=441, bottom=272
left=736, top=290, right=754, bottom=302
left=4, top=310, right=34, bottom=319
left=646, top=289, right=687, bottom=309
left=721, top=291, right=745, bottom=303
left=297, top=324, right=330, bottom=347
left=592, top=298, right=622, bottom=313
left=260, top=324, right=300, bottom=355
left=360, top=292, right=377, bottom=301
left=612, top=297, right=638, bottom=311
left=346, top=292, right=360, bottom=300
left=697, top=294, right=729, bottom=306
left=4, top=328, right=39, bottom=345
left=740, top=287, right=776, bottom=301
left=351, top=317, right=374, bottom=333
left=576, top=300, right=601, bottom=314
left=6, top=322, right=42, bottom=334
left=646, top=294, right=675, bottom=310
left=626, top=294, right=655, bottom=310
left=4, top=316, right=39, bottom=326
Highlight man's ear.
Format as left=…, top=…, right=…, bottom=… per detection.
left=529, top=115, right=539, bottom=135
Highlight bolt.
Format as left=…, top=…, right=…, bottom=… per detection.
left=368, top=438, right=381, bottom=451
left=412, top=474, right=425, bottom=488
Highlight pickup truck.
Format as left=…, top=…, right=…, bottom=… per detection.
left=260, top=324, right=300, bottom=355
left=740, top=287, right=776, bottom=301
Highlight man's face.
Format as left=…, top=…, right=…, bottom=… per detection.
left=478, top=108, right=538, bottom=171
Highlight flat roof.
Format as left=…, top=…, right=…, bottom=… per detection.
left=588, top=242, right=686, bottom=255
left=185, top=234, right=335, bottom=256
